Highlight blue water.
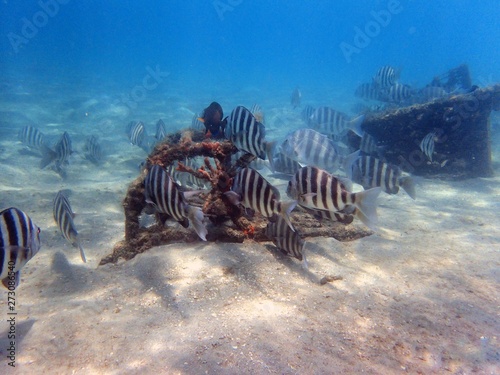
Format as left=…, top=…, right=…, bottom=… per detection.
left=1, top=2, right=500, bottom=373
left=1, top=0, right=498, bottom=103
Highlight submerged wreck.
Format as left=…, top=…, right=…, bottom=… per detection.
left=100, top=84, right=499, bottom=265
left=350, top=84, right=499, bottom=179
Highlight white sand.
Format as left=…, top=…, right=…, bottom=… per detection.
left=0, top=85, right=499, bottom=374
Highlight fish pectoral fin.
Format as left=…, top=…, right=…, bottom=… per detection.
left=78, top=243, right=87, bottom=263
left=2, top=271, right=20, bottom=290
left=197, top=117, right=205, bottom=123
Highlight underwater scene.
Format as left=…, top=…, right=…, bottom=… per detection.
left=0, top=1, right=499, bottom=374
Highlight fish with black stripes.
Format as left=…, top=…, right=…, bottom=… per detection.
left=279, top=128, right=343, bottom=172
left=250, top=103, right=265, bottom=123
left=355, top=82, right=383, bottom=101
left=301, top=105, right=315, bottom=125
left=83, top=135, right=103, bottom=164
left=191, top=114, right=205, bottom=131
left=166, top=158, right=211, bottom=189
left=224, top=106, right=268, bottom=159
left=417, top=86, right=448, bottom=103
left=265, top=216, right=307, bottom=268
left=287, top=166, right=381, bottom=228
left=309, top=106, right=364, bottom=137
left=373, top=65, right=400, bottom=88
left=269, top=152, right=302, bottom=176
left=387, top=83, right=413, bottom=103
left=300, top=206, right=355, bottom=225
left=347, top=154, right=416, bottom=200
left=225, top=167, right=297, bottom=231
left=419, top=132, right=437, bottom=162
left=18, top=125, right=45, bottom=151
left=144, top=164, right=207, bottom=241
left=53, top=190, right=87, bottom=262
left=359, top=132, right=385, bottom=157
left=40, top=131, right=73, bottom=174
left=126, top=121, right=146, bottom=147
left=0, top=207, right=41, bottom=289
left=155, top=119, right=167, bottom=141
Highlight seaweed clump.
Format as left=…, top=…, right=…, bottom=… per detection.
left=100, top=129, right=371, bottom=265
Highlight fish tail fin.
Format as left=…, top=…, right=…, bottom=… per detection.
left=353, top=187, right=382, bottom=229
left=349, top=115, right=365, bottom=137
left=40, top=144, right=56, bottom=169
left=342, top=150, right=360, bottom=180
left=400, top=176, right=416, bottom=200
left=279, top=200, right=298, bottom=231
left=187, top=205, right=207, bottom=241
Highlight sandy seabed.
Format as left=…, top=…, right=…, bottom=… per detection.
left=0, top=83, right=499, bottom=374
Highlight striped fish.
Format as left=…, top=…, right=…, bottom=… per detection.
left=191, top=114, right=205, bottom=131
left=126, top=121, right=146, bottom=147
left=355, top=82, right=382, bottom=101
left=225, top=167, right=297, bottom=231
left=388, top=83, right=412, bottom=103
left=348, top=155, right=416, bottom=200
left=265, top=216, right=307, bottom=267
left=269, top=152, right=302, bottom=176
left=166, top=158, right=210, bottom=189
left=249, top=104, right=265, bottom=123
left=280, top=128, right=342, bottom=172
left=83, top=135, right=103, bottom=164
left=417, top=86, right=448, bottom=103
left=287, top=166, right=381, bottom=228
left=0, top=207, right=41, bottom=289
left=155, top=119, right=167, bottom=141
left=224, top=106, right=267, bottom=159
left=419, top=132, right=436, bottom=162
left=359, top=132, right=384, bottom=157
left=18, top=125, right=45, bottom=150
left=301, top=105, right=315, bottom=125
left=300, top=206, right=355, bottom=225
left=53, top=191, right=86, bottom=262
left=144, top=165, right=207, bottom=241
left=40, top=131, right=73, bottom=172
left=309, top=107, right=364, bottom=137
left=373, top=65, right=399, bottom=88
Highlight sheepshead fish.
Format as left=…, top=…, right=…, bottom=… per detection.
left=287, top=166, right=381, bottom=228
left=266, top=216, right=307, bottom=268
left=225, top=167, right=297, bottom=231
left=224, top=106, right=268, bottom=159
left=0, top=207, right=41, bottom=289
left=144, top=165, right=207, bottom=241
left=53, top=190, right=87, bottom=262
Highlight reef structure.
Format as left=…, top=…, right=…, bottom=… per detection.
left=100, top=130, right=370, bottom=264
left=348, top=84, right=500, bottom=179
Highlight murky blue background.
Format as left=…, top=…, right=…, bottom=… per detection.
left=1, top=0, right=498, bottom=97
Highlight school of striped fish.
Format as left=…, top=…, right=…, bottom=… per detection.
left=6, top=75, right=456, bottom=287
